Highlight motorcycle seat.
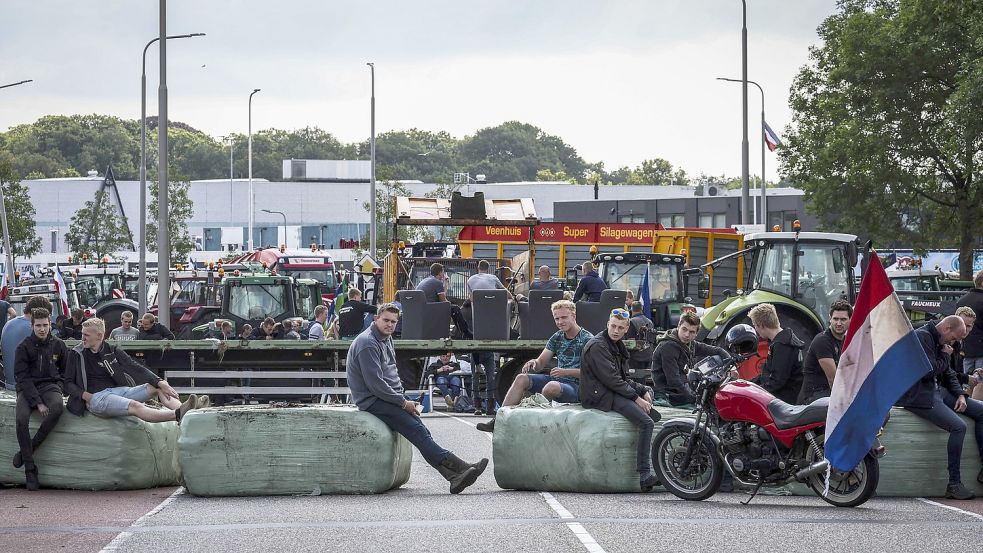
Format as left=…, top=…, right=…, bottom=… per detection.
left=767, top=397, right=829, bottom=430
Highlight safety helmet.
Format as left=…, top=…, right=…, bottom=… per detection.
left=725, top=323, right=758, bottom=355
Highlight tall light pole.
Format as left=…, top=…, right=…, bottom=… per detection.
left=740, top=0, right=750, bottom=224
left=366, top=62, right=376, bottom=259
left=261, top=209, right=286, bottom=246
left=0, top=79, right=32, bottom=286
left=157, top=0, right=171, bottom=329
left=139, top=31, right=204, bottom=315
left=717, top=77, right=766, bottom=225
left=226, top=135, right=234, bottom=235
left=248, top=88, right=261, bottom=251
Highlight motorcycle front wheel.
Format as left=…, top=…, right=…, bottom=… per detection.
left=805, top=452, right=879, bottom=508
left=652, top=426, right=723, bottom=501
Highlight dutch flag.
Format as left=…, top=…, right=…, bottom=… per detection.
left=823, top=254, right=932, bottom=471
left=53, top=265, right=71, bottom=318
left=763, top=121, right=782, bottom=152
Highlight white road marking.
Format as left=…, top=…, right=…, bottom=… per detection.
left=99, top=486, right=185, bottom=552
left=915, top=497, right=983, bottom=521
left=541, top=492, right=607, bottom=553
left=434, top=411, right=493, bottom=442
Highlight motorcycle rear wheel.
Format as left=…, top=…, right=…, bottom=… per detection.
left=805, top=452, right=879, bottom=508
left=652, top=426, right=723, bottom=501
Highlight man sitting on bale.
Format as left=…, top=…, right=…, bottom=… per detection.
left=13, top=307, right=69, bottom=491
left=64, top=318, right=201, bottom=423
left=346, top=303, right=488, bottom=494
left=477, top=299, right=591, bottom=433
left=652, top=311, right=730, bottom=407
left=580, top=307, right=662, bottom=492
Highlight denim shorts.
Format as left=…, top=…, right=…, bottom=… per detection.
left=964, top=356, right=983, bottom=373
left=88, top=385, right=153, bottom=418
left=527, top=374, right=580, bottom=403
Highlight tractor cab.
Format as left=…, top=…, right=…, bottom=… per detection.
left=593, top=251, right=687, bottom=329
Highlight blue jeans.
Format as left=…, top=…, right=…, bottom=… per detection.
left=907, top=388, right=983, bottom=484
left=434, top=375, right=462, bottom=399
left=527, top=374, right=580, bottom=403
left=472, top=352, right=497, bottom=408
left=363, top=399, right=449, bottom=467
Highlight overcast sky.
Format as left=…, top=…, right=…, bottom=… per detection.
left=0, top=0, right=838, bottom=182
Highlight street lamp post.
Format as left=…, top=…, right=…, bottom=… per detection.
left=740, top=0, right=750, bottom=224
left=139, top=31, right=204, bottom=315
left=157, top=0, right=172, bottom=330
left=0, top=79, right=32, bottom=285
left=717, top=77, right=767, bottom=225
left=261, top=209, right=286, bottom=246
left=366, top=62, right=376, bottom=259
left=248, top=89, right=261, bottom=251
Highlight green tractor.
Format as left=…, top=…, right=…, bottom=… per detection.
left=191, top=273, right=322, bottom=338
left=591, top=251, right=689, bottom=330
left=691, top=230, right=861, bottom=375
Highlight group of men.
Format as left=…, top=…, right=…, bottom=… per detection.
left=10, top=296, right=204, bottom=491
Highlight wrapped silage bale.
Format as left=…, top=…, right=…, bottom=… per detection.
left=493, top=404, right=693, bottom=493
left=178, top=404, right=413, bottom=496
left=0, top=396, right=180, bottom=490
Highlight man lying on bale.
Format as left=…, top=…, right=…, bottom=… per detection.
left=64, top=318, right=204, bottom=424
left=580, top=308, right=662, bottom=492
left=347, top=303, right=488, bottom=494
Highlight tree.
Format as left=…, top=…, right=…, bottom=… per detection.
left=146, top=172, right=195, bottom=265
left=535, top=168, right=577, bottom=183
left=0, top=161, right=42, bottom=260
left=781, top=0, right=983, bottom=278
left=64, top=190, right=132, bottom=261
left=624, top=158, right=688, bottom=186
left=459, top=121, right=588, bottom=183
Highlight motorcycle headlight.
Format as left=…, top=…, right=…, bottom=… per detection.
left=687, top=370, right=701, bottom=386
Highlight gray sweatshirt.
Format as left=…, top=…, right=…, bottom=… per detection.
left=346, top=325, right=405, bottom=410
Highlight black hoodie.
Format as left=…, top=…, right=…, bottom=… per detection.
left=651, top=329, right=730, bottom=406
left=751, top=327, right=805, bottom=405
left=14, top=333, right=69, bottom=407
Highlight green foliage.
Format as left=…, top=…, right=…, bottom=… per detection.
left=64, top=189, right=132, bottom=261
left=623, top=158, right=688, bottom=186
left=146, top=172, right=195, bottom=265
left=0, top=161, right=42, bottom=259
left=535, top=168, right=578, bottom=184
left=781, top=0, right=983, bottom=278
left=459, top=121, right=588, bottom=183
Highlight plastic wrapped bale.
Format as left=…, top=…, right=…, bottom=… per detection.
left=0, top=396, right=180, bottom=490
left=178, top=404, right=413, bottom=496
left=780, top=407, right=983, bottom=497
left=493, top=404, right=693, bottom=493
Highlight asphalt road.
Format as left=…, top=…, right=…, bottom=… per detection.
left=2, top=412, right=982, bottom=553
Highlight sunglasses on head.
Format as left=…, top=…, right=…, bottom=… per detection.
left=610, top=308, right=630, bottom=319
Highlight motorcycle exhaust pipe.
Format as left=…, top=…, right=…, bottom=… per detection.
left=795, top=459, right=829, bottom=481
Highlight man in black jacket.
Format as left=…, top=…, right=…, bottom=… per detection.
left=748, top=303, right=804, bottom=405
left=12, top=308, right=68, bottom=490
left=136, top=313, right=175, bottom=340
left=652, top=312, right=730, bottom=406
left=955, top=270, right=983, bottom=380
left=580, top=308, right=661, bottom=492
left=64, top=318, right=197, bottom=423
left=897, top=316, right=983, bottom=500
left=59, top=308, right=86, bottom=340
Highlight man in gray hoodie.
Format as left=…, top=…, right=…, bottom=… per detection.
left=346, top=303, right=488, bottom=494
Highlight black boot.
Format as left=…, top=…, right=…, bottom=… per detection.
left=436, top=453, right=488, bottom=494
left=25, top=465, right=40, bottom=491
left=12, top=451, right=23, bottom=469
left=639, top=473, right=660, bottom=492
left=475, top=417, right=496, bottom=433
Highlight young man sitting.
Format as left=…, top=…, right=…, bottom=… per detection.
left=13, top=307, right=69, bottom=490
left=426, top=352, right=464, bottom=409
left=477, top=300, right=591, bottom=432
left=64, top=318, right=201, bottom=423
left=580, top=308, right=662, bottom=491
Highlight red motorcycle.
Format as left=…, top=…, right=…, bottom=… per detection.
left=652, top=325, right=880, bottom=507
